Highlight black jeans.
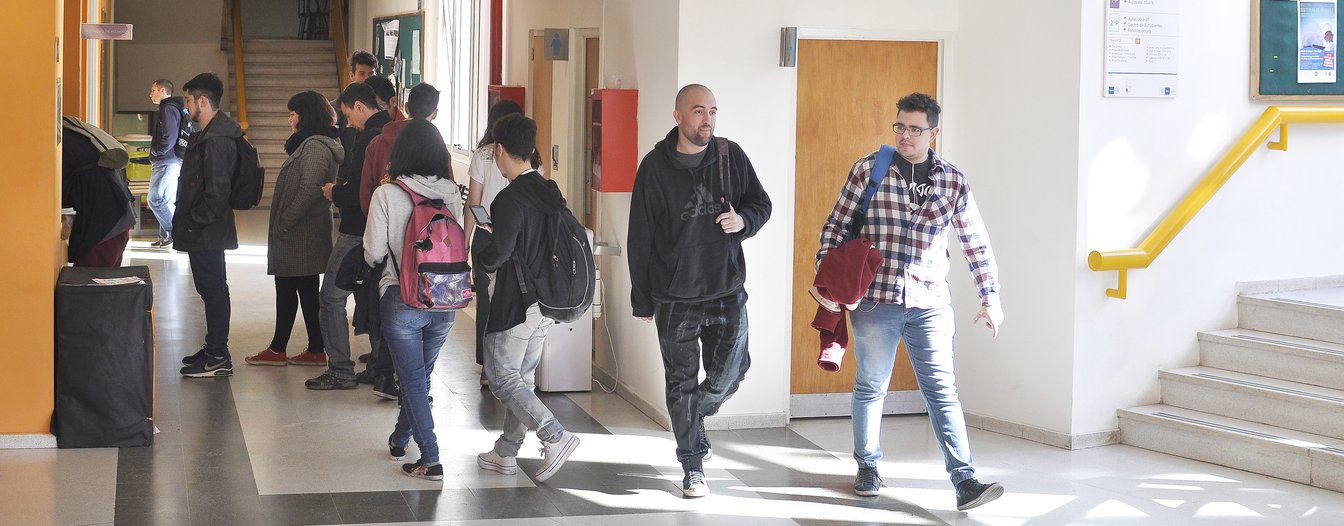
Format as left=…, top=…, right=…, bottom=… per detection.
left=188, top=250, right=231, bottom=358
left=271, top=275, right=323, bottom=354
left=654, top=292, right=751, bottom=472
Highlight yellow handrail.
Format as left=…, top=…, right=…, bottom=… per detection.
left=330, top=0, right=349, bottom=89
left=229, top=0, right=248, bottom=131
left=1088, top=106, right=1344, bottom=298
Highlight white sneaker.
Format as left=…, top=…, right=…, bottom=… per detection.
left=534, top=431, right=580, bottom=483
left=477, top=450, right=518, bottom=475
left=682, top=470, right=709, bottom=498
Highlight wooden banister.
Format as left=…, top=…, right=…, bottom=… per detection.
left=229, top=0, right=248, bottom=131
left=330, top=0, right=349, bottom=89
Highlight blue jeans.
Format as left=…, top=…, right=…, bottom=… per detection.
left=484, top=304, right=563, bottom=457
left=654, top=292, right=751, bottom=472
left=383, top=286, right=454, bottom=465
left=148, top=159, right=180, bottom=240
left=850, top=302, right=974, bottom=485
left=318, top=233, right=369, bottom=379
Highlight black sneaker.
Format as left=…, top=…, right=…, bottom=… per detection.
left=180, top=353, right=233, bottom=378
left=853, top=467, right=882, bottom=497
left=354, top=368, right=376, bottom=385
left=681, top=470, right=708, bottom=498
left=181, top=346, right=208, bottom=366
left=305, top=372, right=358, bottom=390
left=388, top=434, right=406, bottom=461
left=373, top=375, right=400, bottom=400
left=151, top=238, right=172, bottom=248
left=358, top=352, right=372, bottom=363
left=955, top=479, right=1004, bottom=511
left=401, top=461, right=443, bottom=481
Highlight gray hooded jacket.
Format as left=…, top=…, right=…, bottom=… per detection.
left=364, top=174, right=464, bottom=296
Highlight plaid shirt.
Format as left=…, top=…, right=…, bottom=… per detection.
left=816, top=148, right=999, bottom=308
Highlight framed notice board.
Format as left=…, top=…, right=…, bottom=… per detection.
left=1254, top=0, right=1344, bottom=100
left=372, top=12, right=425, bottom=92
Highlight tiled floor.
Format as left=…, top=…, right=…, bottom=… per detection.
left=8, top=212, right=1344, bottom=525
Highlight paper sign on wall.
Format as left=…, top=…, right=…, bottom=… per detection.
left=1104, top=0, right=1180, bottom=98
left=382, top=20, right=400, bottom=59
left=1298, top=0, right=1338, bottom=83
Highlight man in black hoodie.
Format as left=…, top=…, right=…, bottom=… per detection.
left=148, top=79, right=186, bottom=247
left=310, top=82, right=391, bottom=390
left=473, top=114, right=580, bottom=484
left=627, top=84, right=772, bottom=498
left=175, top=72, right=241, bottom=378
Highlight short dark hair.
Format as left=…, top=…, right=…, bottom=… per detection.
left=287, top=90, right=335, bottom=130
left=388, top=119, right=452, bottom=180
left=405, top=83, right=440, bottom=120
left=153, top=79, right=174, bottom=95
left=492, top=113, right=537, bottom=162
left=349, top=50, right=377, bottom=71
left=364, top=76, right=395, bottom=106
left=896, top=92, right=941, bottom=128
left=337, top=82, right=379, bottom=111
left=183, top=73, right=223, bottom=110
left=476, top=99, right=523, bottom=148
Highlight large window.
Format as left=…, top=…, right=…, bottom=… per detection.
left=437, top=0, right=487, bottom=154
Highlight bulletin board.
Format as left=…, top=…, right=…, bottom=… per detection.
left=1253, top=0, right=1344, bottom=99
left=372, top=12, right=425, bottom=92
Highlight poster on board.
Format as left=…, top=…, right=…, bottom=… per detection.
left=1298, top=0, right=1338, bottom=83
left=1104, top=0, right=1179, bottom=98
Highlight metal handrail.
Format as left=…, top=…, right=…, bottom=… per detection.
left=1088, top=106, right=1344, bottom=299
left=229, top=0, right=249, bottom=131
left=330, top=0, right=349, bottom=89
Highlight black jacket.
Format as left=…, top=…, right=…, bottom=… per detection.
left=331, top=110, right=390, bottom=236
left=150, top=96, right=184, bottom=162
left=627, top=127, right=772, bottom=317
left=475, top=170, right=566, bottom=332
left=173, top=112, right=241, bottom=252
left=61, top=129, right=134, bottom=261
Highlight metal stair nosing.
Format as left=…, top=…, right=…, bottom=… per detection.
left=1158, top=366, right=1344, bottom=439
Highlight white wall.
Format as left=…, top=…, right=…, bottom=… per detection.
left=503, top=0, right=603, bottom=87
left=241, top=0, right=298, bottom=39
left=1071, top=0, right=1344, bottom=435
left=113, top=0, right=229, bottom=113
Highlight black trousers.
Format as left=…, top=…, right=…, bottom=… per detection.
left=654, top=292, right=751, bottom=472
left=471, top=228, right=491, bottom=366
left=188, top=250, right=231, bottom=358
left=270, top=275, right=323, bottom=353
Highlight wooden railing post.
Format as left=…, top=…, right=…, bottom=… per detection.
left=330, top=0, right=349, bottom=89
left=229, top=0, right=248, bottom=131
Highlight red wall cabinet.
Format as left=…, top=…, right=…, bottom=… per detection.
left=488, top=85, right=525, bottom=114
left=591, top=88, right=638, bottom=192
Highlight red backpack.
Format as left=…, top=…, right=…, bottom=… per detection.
left=389, top=180, right=472, bottom=310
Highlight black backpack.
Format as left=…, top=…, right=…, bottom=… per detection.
left=172, top=105, right=193, bottom=159
left=229, top=136, right=265, bottom=210
left=514, top=194, right=595, bottom=323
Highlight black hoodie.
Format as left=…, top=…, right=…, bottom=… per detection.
left=331, top=110, right=390, bottom=236
left=627, top=127, right=772, bottom=317
left=475, top=170, right=568, bottom=332
left=150, top=96, right=185, bottom=162
left=173, top=112, right=241, bottom=252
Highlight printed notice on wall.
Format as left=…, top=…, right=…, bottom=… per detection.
left=1299, top=0, right=1338, bottom=83
left=1104, top=0, right=1179, bottom=98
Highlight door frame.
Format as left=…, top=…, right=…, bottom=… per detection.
left=787, top=30, right=950, bottom=420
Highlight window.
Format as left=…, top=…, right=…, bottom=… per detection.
left=436, top=0, right=487, bottom=154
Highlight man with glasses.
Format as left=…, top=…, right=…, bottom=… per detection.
left=816, top=92, right=1005, bottom=511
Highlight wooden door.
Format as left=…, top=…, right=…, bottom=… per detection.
left=791, top=40, right=939, bottom=417
left=529, top=35, right=553, bottom=177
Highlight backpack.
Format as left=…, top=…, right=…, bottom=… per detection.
left=173, top=106, right=193, bottom=159
left=513, top=187, right=595, bottom=323
left=844, top=145, right=896, bottom=241
left=229, top=136, right=265, bottom=210
left=390, top=180, right=473, bottom=310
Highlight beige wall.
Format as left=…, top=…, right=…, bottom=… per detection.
left=113, top=0, right=229, bottom=113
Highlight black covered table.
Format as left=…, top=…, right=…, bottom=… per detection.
left=54, top=265, right=154, bottom=448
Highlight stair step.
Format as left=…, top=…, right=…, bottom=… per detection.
left=1240, top=288, right=1344, bottom=345
left=238, top=63, right=338, bottom=77
left=1119, top=404, right=1344, bottom=492
left=1159, top=366, right=1344, bottom=439
left=241, top=39, right=334, bottom=53
left=231, top=52, right=334, bottom=65
left=1199, top=328, right=1344, bottom=391
left=231, top=75, right=338, bottom=89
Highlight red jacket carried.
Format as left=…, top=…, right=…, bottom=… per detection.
left=360, top=119, right=411, bottom=216
left=810, top=238, right=882, bottom=371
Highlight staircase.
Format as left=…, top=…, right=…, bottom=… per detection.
left=226, top=39, right=341, bottom=207
left=1119, top=285, right=1344, bottom=493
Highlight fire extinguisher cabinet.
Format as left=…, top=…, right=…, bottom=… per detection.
left=590, top=89, right=638, bottom=192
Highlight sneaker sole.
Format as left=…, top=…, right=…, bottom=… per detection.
left=533, top=435, right=580, bottom=483
left=287, top=361, right=327, bottom=366
left=401, top=470, right=443, bottom=481
left=244, top=359, right=287, bottom=366
left=305, top=383, right=358, bottom=391
left=390, top=451, right=406, bottom=461
left=182, top=367, right=233, bottom=378
left=957, top=483, right=1004, bottom=511
left=372, top=390, right=399, bottom=400
left=477, top=455, right=519, bottom=475
left=681, top=484, right=709, bottom=498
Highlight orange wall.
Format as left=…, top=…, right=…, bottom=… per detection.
left=0, top=1, right=62, bottom=435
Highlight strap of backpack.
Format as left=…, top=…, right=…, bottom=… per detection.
left=846, top=145, right=896, bottom=240
left=715, top=137, right=732, bottom=202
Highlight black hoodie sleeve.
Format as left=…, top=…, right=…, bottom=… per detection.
left=730, top=143, right=771, bottom=239
left=150, top=103, right=179, bottom=160
left=475, top=193, right=524, bottom=273
left=627, top=154, right=662, bottom=318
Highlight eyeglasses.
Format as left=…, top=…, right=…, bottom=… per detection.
left=892, top=123, right=934, bottom=137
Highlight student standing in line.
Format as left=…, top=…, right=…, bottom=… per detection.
left=246, top=91, right=342, bottom=367
left=147, top=79, right=186, bottom=248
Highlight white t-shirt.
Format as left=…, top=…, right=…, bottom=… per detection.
left=468, top=144, right=510, bottom=210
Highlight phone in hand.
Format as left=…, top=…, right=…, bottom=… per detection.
left=469, top=205, right=491, bottom=225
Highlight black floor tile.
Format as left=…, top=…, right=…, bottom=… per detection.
left=255, top=493, right=343, bottom=526
left=334, top=502, right=417, bottom=524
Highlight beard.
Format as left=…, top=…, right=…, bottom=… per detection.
left=681, top=126, right=712, bottom=147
